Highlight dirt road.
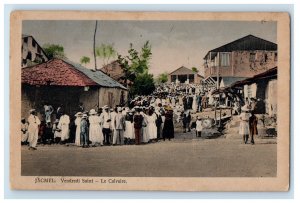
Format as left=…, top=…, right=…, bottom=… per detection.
left=21, top=136, right=276, bottom=177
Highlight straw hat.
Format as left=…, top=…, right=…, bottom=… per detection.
left=75, top=112, right=83, bottom=117
left=29, top=109, right=36, bottom=114
left=102, top=105, right=109, bottom=109
left=241, top=105, right=249, bottom=112
left=89, top=109, right=97, bottom=115
left=165, top=106, right=173, bottom=111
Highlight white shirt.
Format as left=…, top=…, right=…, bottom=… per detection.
left=100, top=111, right=111, bottom=129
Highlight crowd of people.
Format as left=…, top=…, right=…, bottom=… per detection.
left=21, top=82, right=260, bottom=150
left=21, top=103, right=176, bottom=150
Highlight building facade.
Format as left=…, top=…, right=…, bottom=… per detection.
left=22, top=35, right=49, bottom=68
left=21, top=59, right=128, bottom=120
left=100, top=60, right=134, bottom=87
left=168, top=66, right=203, bottom=84
left=203, top=35, right=277, bottom=81
left=231, top=67, right=277, bottom=115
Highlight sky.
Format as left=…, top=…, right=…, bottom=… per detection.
left=22, top=20, right=277, bottom=76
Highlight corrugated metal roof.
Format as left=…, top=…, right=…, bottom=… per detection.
left=204, top=35, right=277, bottom=60
left=63, top=59, right=127, bottom=90
left=169, top=66, right=203, bottom=77
left=221, top=77, right=248, bottom=87
left=232, top=67, right=277, bottom=87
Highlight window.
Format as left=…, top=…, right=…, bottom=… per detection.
left=32, top=39, right=36, bottom=47
left=37, top=46, right=41, bottom=54
left=220, top=53, right=230, bottom=66
left=189, top=74, right=194, bottom=83
left=264, top=53, right=268, bottom=62
left=274, top=52, right=278, bottom=61
left=27, top=51, right=32, bottom=60
left=23, top=37, right=28, bottom=43
left=249, top=52, right=256, bottom=62
left=171, top=75, right=177, bottom=82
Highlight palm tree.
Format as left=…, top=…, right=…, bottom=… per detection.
left=96, top=44, right=117, bottom=67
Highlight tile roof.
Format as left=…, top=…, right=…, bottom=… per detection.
left=22, top=58, right=127, bottom=89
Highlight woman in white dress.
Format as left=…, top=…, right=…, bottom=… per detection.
left=192, top=95, right=197, bottom=112
left=58, top=113, right=70, bottom=142
left=52, top=119, right=61, bottom=143
left=89, top=109, right=103, bottom=146
left=147, top=110, right=157, bottom=141
left=124, top=111, right=134, bottom=142
left=74, top=112, right=83, bottom=146
left=239, top=105, right=251, bottom=144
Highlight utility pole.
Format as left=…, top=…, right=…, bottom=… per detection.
left=93, top=20, right=98, bottom=70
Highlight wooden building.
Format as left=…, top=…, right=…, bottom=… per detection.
left=22, top=34, right=49, bottom=68
left=21, top=58, right=128, bottom=120
left=168, top=66, right=204, bottom=84
left=203, top=35, right=277, bottom=87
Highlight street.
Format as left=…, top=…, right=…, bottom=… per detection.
left=21, top=133, right=277, bottom=177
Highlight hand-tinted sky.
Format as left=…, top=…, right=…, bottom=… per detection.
left=23, top=20, right=276, bottom=76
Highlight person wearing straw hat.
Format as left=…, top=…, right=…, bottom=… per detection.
left=80, top=114, right=89, bottom=148
left=239, top=105, right=251, bottom=144
left=162, top=106, right=174, bottom=141
left=52, top=119, right=61, bottom=144
left=89, top=109, right=103, bottom=146
left=124, top=110, right=134, bottom=144
left=133, top=107, right=143, bottom=145
left=58, top=111, right=70, bottom=144
left=100, top=105, right=111, bottom=145
left=27, top=109, right=41, bottom=150
left=113, top=107, right=126, bottom=145
left=74, top=112, right=83, bottom=146
left=196, top=116, right=203, bottom=137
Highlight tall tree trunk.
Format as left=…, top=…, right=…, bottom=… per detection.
left=93, top=20, right=98, bottom=70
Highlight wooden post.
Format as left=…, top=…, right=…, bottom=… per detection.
left=214, top=101, right=217, bottom=120
left=219, top=93, right=221, bottom=128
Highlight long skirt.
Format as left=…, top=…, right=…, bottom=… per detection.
left=148, top=122, right=157, bottom=140
left=239, top=121, right=250, bottom=135
left=89, top=124, right=103, bottom=144
left=142, top=126, right=149, bottom=143
left=75, top=125, right=81, bottom=146
left=163, top=120, right=174, bottom=139
left=124, top=121, right=134, bottom=139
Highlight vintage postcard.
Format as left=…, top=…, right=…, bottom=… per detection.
left=10, top=11, right=290, bottom=191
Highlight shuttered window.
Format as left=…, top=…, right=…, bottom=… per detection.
left=220, top=52, right=230, bottom=67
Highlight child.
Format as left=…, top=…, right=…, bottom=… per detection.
left=196, top=116, right=203, bottom=137
left=239, top=105, right=251, bottom=144
left=52, top=119, right=61, bottom=144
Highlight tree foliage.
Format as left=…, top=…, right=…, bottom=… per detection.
left=43, top=43, right=66, bottom=59
left=96, top=44, right=117, bottom=66
left=117, top=41, right=154, bottom=96
left=156, top=72, right=169, bottom=84
left=130, top=73, right=156, bottom=96
left=80, top=56, right=90, bottom=65
left=191, top=67, right=199, bottom=73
